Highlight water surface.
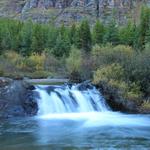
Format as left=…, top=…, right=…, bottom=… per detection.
left=0, top=112, right=150, bottom=150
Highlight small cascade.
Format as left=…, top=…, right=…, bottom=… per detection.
left=35, top=84, right=109, bottom=116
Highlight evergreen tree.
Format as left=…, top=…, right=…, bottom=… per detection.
left=93, top=20, right=105, bottom=45
left=0, top=23, right=2, bottom=54
left=10, top=20, right=22, bottom=51
left=46, top=25, right=58, bottom=51
left=19, top=20, right=33, bottom=55
left=138, top=6, right=150, bottom=49
left=31, top=24, right=45, bottom=54
left=104, top=20, right=119, bottom=45
left=69, top=23, right=77, bottom=45
left=1, top=20, right=12, bottom=50
left=60, top=24, right=66, bottom=36
left=53, top=33, right=71, bottom=57
left=79, top=20, right=92, bottom=52
left=119, top=21, right=136, bottom=46
left=145, top=26, right=150, bottom=45
left=74, top=26, right=82, bottom=49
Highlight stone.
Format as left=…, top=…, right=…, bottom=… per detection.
left=0, top=0, right=149, bottom=24
left=0, top=78, right=38, bottom=118
left=96, top=81, right=139, bottom=113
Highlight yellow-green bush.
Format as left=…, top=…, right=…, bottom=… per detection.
left=92, top=44, right=133, bottom=58
left=66, top=47, right=82, bottom=74
left=93, top=63, right=124, bottom=84
left=125, top=83, right=142, bottom=101
left=4, top=51, right=21, bottom=62
left=3, top=51, right=23, bottom=68
left=0, top=68, right=4, bottom=76
left=92, top=44, right=134, bottom=69
left=141, top=101, right=150, bottom=110
left=113, top=45, right=133, bottom=57
left=93, top=63, right=142, bottom=101
left=44, top=53, right=65, bottom=72
left=21, top=53, right=46, bottom=72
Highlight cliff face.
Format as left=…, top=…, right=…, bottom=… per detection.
left=0, top=0, right=149, bottom=24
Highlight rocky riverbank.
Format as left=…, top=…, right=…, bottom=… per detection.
left=96, top=81, right=150, bottom=114
left=0, top=77, right=38, bottom=118
left=0, top=77, right=69, bottom=118
left=0, top=78, right=149, bottom=118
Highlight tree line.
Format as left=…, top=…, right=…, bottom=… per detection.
left=0, top=6, right=150, bottom=56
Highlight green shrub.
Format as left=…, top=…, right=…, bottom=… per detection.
left=141, top=101, right=150, bottom=110
left=21, top=53, right=46, bottom=72
left=92, top=44, right=133, bottom=69
left=93, top=63, right=124, bottom=84
left=0, top=68, right=4, bottom=76
left=66, top=46, right=82, bottom=74
left=93, top=63, right=142, bottom=101
left=125, top=83, right=142, bottom=101
left=42, top=52, right=67, bottom=75
left=124, top=49, right=150, bottom=96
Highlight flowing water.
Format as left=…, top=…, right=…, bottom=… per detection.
left=0, top=84, right=150, bottom=150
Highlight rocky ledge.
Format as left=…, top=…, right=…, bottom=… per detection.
left=0, top=77, right=38, bottom=119
left=96, top=81, right=150, bottom=114
left=0, top=78, right=149, bottom=119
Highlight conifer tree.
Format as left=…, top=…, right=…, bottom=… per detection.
left=19, top=20, right=33, bottom=55
left=119, top=21, right=136, bottom=46
left=1, top=21, right=12, bottom=50
left=103, top=19, right=119, bottom=45
left=69, top=23, right=77, bottom=45
left=138, top=6, right=150, bottom=49
left=46, top=25, right=58, bottom=51
left=53, top=33, right=71, bottom=57
left=74, top=26, right=81, bottom=49
left=93, top=20, right=105, bottom=45
left=79, top=20, right=92, bottom=52
left=31, top=24, right=45, bottom=54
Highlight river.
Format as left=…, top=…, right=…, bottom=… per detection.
left=0, top=84, right=150, bottom=149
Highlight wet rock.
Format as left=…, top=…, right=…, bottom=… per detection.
left=27, top=85, right=36, bottom=90
left=45, top=86, right=56, bottom=94
left=0, top=77, right=12, bottom=87
left=0, top=78, right=38, bottom=118
left=77, top=80, right=93, bottom=91
left=22, top=90, right=39, bottom=115
left=96, top=81, right=139, bottom=113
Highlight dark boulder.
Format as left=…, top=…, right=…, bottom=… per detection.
left=26, top=85, right=36, bottom=90
left=22, top=90, right=39, bottom=115
left=96, top=81, right=139, bottom=113
left=0, top=78, right=38, bottom=118
left=77, top=80, right=94, bottom=91
left=45, top=86, right=56, bottom=94
left=0, top=77, right=12, bottom=87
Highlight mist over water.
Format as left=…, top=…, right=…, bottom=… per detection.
left=0, top=84, right=150, bottom=150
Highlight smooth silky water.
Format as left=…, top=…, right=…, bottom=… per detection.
left=0, top=84, right=150, bottom=150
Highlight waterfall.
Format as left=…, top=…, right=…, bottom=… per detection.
left=35, top=84, right=109, bottom=116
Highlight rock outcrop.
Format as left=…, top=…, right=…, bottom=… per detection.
left=96, top=81, right=139, bottom=113
left=0, top=0, right=149, bottom=24
left=0, top=78, right=38, bottom=118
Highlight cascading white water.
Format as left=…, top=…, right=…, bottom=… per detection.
left=35, top=84, right=109, bottom=116
left=35, top=84, right=150, bottom=128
